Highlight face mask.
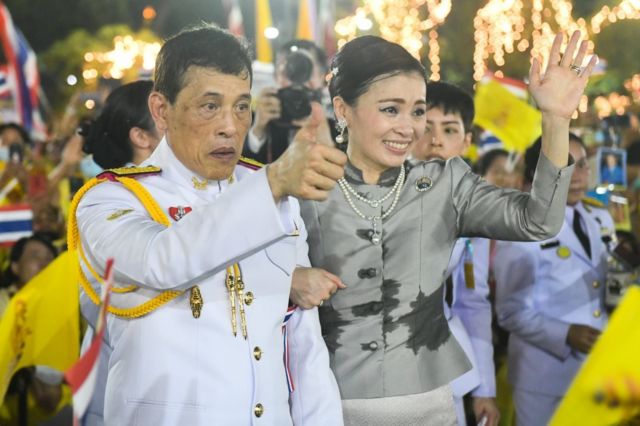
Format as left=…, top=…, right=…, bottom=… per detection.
left=0, top=146, right=8, bottom=162
left=80, top=155, right=103, bottom=178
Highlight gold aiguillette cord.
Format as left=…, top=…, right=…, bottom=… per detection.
left=225, top=263, right=248, bottom=339
left=233, top=263, right=248, bottom=339
left=226, top=266, right=238, bottom=336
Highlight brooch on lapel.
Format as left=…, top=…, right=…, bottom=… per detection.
left=415, top=176, right=432, bottom=192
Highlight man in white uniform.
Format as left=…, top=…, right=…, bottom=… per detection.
left=494, top=135, right=612, bottom=426
left=74, top=24, right=346, bottom=426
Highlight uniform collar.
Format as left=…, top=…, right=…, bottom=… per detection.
left=344, top=160, right=406, bottom=187
left=144, top=137, right=234, bottom=193
left=565, top=204, right=578, bottom=224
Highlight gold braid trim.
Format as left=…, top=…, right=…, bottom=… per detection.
left=69, top=175, right=183, bottom=319
left=78, top=266, right=181, bottom=318
left=78, top=241, right=137, bottom=293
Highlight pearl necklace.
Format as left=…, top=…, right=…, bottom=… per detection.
left=337, top=165, right=405, bottom=245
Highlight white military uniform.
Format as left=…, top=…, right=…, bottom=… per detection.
left=76, top=138, right=342, bottom=426
left=493, top=200, right=612, bottom=426
left=445, top=238, right=495, bottom=425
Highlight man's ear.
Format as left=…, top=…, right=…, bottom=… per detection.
left=463, top=131, right=473, bottom=150
left=148, top=92, right=169, bottom=132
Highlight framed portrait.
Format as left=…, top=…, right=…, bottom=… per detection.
left=596, top=147, right=627, bottom=189
left=608, top=194, right=631, bottom=232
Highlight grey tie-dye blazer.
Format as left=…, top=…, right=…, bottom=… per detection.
left=300, top=153, right=574, bottom=400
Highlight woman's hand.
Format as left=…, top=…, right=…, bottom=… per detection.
left=290, top=267, right=346, bottom=309
left=529, top=31, right=598, bottom=119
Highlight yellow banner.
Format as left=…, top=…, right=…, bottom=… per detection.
left=474, top=79, right=542, bottom=153
left=550, top=287, right=640, bottom=425
left=0, top=250, right=79, bottom=402
left=296, top=0, right=314, bottom=40
left=255, top=0, right=274, bottom=63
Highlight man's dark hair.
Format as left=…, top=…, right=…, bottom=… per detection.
left=426, top=81, right=475, bottom=133
left=277, top=39, right=328, bottom=72
left=154, top=23, right=253, bottom=104
left=474, top=148, right=509, bottom=176
left=524, top=133, right=584, bottom=184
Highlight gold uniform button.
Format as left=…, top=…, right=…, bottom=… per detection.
left=253, top=346, right=262, bottom=361
left=254, top=403, right=264, bottom=417
left=592, top=281, right=600, bottom=289
left=244, top=291, right=254, bottom=305
left=593, top=309, right=602, bottom=318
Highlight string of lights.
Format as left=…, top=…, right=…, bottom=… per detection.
left=335, top=0, right=451, bottom=79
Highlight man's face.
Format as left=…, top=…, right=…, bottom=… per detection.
left=567, top=140, right=589, bottom=206
left=411, top=106, right=471, bottom=161
left=154, top=66, right=252, bottom=180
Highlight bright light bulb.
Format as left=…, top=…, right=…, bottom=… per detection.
left=264, top=27, right=279, bottom=39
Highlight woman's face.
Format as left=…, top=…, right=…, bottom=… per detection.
left=11, top=240, right=55, bottom=286
left=337, top=72, right=426, bottom=177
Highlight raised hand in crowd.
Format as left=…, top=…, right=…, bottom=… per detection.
left=529, top=30, right=598, bottom=120
left=252, top=87, right=281, bottom=141
left=527, top=30, right=599, bottom=172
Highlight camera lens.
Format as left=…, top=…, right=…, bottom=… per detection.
left=284, top=51, right=313, bottom=86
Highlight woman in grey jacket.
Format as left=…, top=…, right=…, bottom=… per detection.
left=296, top=31, right=597, bottom=424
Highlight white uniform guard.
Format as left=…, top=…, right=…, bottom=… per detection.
left=494, top=200, right=612, bottom=426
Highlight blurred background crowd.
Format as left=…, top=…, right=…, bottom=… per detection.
left=0, top=0, right=638, bottom=425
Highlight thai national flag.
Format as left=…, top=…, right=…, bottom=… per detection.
left=0, top=203, right=32, bottom=247
left=0, top=3, right=46, bottom=139
left=0, top=65, right=10, bottom=98
left=65, top=258, right=114, bottom=425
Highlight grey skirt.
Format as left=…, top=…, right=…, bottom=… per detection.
left=342, top=383, right=457, bottom=426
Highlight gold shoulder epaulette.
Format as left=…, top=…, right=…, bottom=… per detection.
left=582, top=197, right=605, bottom=209
left=98, top=165, right=162, bottom=180
left=238, top=156, right=264, bottom=170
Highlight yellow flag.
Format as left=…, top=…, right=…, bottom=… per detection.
left=255, top=0, right=273, bottom=63
left=550, top=287, right=640, bottom=425
left=473, top=79, right=542, bottom=153
left=296, top=0, right=315, bottom=40
left=0, top=250, right=79, bottom=401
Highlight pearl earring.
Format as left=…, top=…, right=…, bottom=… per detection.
left=336, top=119, right=347, bottom=144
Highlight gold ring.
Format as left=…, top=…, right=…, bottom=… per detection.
left=318, top=300, right=324, bottom=307
left=569, top=64, right=582, bottom=75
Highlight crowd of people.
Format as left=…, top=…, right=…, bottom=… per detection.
left=0, top=20, right=637, bottom=426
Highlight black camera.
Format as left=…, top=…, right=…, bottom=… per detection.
left=276, top=49, right=322, bottom=126
left=8, top=142, right=23, bottom=164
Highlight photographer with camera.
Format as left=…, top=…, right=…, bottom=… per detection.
left=0, top=123, right=31, bottom=205
left=244, top=39, right=335, bottom=163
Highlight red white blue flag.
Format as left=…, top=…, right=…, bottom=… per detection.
left=0, top=203, right=32, bottom=247
left=0, top=3, right=46, bottom=139
left=282, top=304, right=297, bottom=393
left=65, top=258, right=114, bottom=425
